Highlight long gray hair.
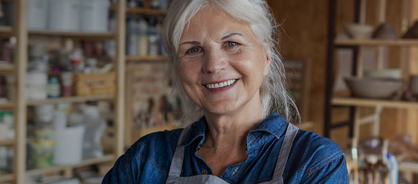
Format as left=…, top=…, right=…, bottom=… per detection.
left=162, top=0, right=300, bottom=124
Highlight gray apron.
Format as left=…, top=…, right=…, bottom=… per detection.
left=165, top=123, right=299, bottom=184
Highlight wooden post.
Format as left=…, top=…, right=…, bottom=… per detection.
left=359, top=0, right=367, bottom=24
left=125, top=66, right=133, bottom=148
left=115, top=0, right=126, bottom=156
left=407, top=0, right=418, bottom=144
left=14, top=0, right=28, bottom=183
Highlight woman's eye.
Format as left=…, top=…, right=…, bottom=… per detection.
left=186, top=47, right=203, bottom=54
left=223, top=41, right=242, bottom=52
left=226, top=41, right=239, bottom=47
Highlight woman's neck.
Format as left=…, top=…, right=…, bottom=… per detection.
left=198, top=94, right=265, bottom=176
left=202, top=92, right=264, bottom=153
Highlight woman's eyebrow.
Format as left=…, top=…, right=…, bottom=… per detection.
left=222, top=33, right=243, bottom=40
left=180, top=41, right=201, bottom=45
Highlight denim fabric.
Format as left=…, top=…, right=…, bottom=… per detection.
left=102, top=114, right=349, bottom=184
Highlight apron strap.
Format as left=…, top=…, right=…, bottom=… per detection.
left=167, top=125, right=191, bottom=179
left=271, top=123, right=299, bottom=180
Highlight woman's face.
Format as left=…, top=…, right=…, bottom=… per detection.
left=177, top=5, right=271, bottom=117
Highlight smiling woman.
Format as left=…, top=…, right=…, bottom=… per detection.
left=102, top=0, right=349, bottom=184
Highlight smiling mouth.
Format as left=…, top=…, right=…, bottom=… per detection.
left=204, top=79, right=238, bottom=89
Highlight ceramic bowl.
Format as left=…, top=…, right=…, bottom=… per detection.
left=365, top=69, right=402, bottom=80
left=345, top=24, right=374, bottom=39
left=345, top=77, right=403, bottom=99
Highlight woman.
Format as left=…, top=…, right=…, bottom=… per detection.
left=103, top=0, right=349, bottom=183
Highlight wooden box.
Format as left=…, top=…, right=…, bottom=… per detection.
left=75, top=72, right=116, bottom=96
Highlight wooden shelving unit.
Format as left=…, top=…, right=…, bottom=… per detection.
left=28, top=29, right=114, bottom=40
left=26, top=155, right=115, bottom=177
left=26, top=95, right=114, bottom=106
left=0, top=64, right=14, bottom=73
left=332, top=97, right=418, bottom=109
left=126, top=55, right=169, bottom=62
left=335, top=39, right=418, bottom=46
left=126, top=8, right=168, bottom=16
left=0, top=101, right=14, bottom=109
left=324, top=0, right=418, bottom=144
left=110, top=5, right=168, bottom=16
left=0, top=0, right=126, bottom=183
left=0, top=174, right=14, bottom=183
left=0, top=26, right=13, bottom=34
left=0, top=139, right=15, bottom=147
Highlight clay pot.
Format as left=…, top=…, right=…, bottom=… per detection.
left=403, top=21, right=418, bottom=38
left=345, top=77, right=403, bottom=99
left=373, top=23, right=397, bottom=39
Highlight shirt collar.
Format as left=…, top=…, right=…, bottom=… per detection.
left=179, top=113, right=288, bottom=147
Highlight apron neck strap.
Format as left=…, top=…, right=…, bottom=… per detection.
left=167, top=125, right=191, bottom=178
left=272, top=123, right=299, bottom=180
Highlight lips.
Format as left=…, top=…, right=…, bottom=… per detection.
left=204, top=79, right=238, bottom=89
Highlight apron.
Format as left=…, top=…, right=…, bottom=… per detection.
left=165, top=123, right=299, bottom=184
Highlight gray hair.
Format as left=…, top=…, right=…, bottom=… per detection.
left=163, top=0, right=300, bottom=124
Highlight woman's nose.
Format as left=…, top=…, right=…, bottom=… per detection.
left=201, top=48, right=228, bottom=74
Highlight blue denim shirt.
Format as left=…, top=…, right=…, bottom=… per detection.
left=103, top=114, right=349, bottom=183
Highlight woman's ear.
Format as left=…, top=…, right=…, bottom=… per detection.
left=263, top=51, right=271, bottom=76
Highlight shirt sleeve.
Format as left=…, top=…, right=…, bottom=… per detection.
left=300, top=153, right=349, bottom=183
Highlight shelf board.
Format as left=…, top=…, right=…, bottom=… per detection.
left=0, top=101, right=13, bottom=109
left=335, top=39, right=418, bottom=46
left=28, top=29, right=114, bottom=40
left=399, top=161, right=418, bottom=172
left=0, top=64, right=14, bottom=73
left=332, top=97, right=418, bottom=109
left=27, top=95, right=114, bottom=105
left=0, top=139, right=14, bottom=147
left=0, top=173, right=14, bottom=183
left=126, top=55, right=169, bottom=62
left=126, top=8, right=168, bottom=15
left=26, top=154, right=115, bottom=177
left=0, top=26, right=13, bottom=37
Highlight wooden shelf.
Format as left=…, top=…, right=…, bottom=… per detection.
left=400, top=161, right=418, bottom=172
left=0, top=139, right=14, bottom=147
left=126, top=8, right=168, bottom=15
left=0, top=101, right=13, bottom=109
left=27, top=95, right=114, bottom=105
left=332, top=97, right=418, bottom=109
left=28, top=29, right=114, bottom=40
left=0, top=174, right=14, bottom=183
left=126, top=55, right=169, bottom=62
left=335, top=39, right=418, bottom=46
left=0, top=64, right=14, bottom=73
left=0, top=26, right=13, bottom=37
left=26, top=154, right=115, bottom=177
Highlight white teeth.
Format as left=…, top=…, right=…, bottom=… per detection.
left=205, top=79, right=237, bottom=89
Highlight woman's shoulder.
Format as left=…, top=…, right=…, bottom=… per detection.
left=293, top=128, right=344, bottom=163
left=295, top=128, right=343, bottom=153
left=290, top=127, right=347, bottom=181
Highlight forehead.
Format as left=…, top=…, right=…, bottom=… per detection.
left=180, top=4, right=254, bottom=40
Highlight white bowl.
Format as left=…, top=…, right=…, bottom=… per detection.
left=345, top=77, right=403, bottom=99
left=345, top=24, right=374, bottom=39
